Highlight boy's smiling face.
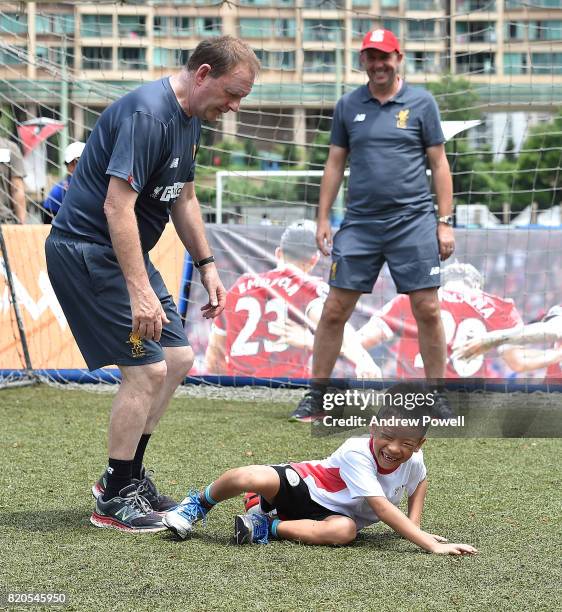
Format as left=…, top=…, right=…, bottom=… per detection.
left=371, top=426, right=425, bottom=470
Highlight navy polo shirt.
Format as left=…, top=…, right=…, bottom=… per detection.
left=330, top=82, right=445, bottom=218
left=54, top=78, right=201, bottom=252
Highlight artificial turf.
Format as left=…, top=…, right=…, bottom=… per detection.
left=0, top=386, right=560, bottom=611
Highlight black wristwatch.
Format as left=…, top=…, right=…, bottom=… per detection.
left=437, top=215, right=454, bottom=226
left=194, top=255, right=215, bottom=268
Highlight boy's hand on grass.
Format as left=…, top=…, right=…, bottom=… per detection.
left=423, top=532, right=448, bottom=543
left=431, top=542, right=478, bottom=556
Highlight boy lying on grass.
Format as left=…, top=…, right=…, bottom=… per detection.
left=163, top=383, right=477, bottom=555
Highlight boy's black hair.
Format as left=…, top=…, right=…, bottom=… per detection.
left=375, top=382, right=433, bottom=436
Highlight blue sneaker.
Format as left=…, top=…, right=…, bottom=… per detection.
left=234, top=513, right=270, bottom=544
left=162, top=491, right=208, bottom=539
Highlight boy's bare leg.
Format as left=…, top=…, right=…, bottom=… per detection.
left=210, top=468, right=358, bottom=545
left=209, top=465, right=281, bottom=504
left=276, top=515, right=357, bottom=546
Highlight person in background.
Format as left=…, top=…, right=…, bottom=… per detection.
left=42, top=141, right=86, bottom=223
left=0, top=129, right=26, bottom=224
left=358, top=262, right=527, bottom=379
left=205, top=221, right=381, bottom=387
left=290, top=29, right=455, bottom=422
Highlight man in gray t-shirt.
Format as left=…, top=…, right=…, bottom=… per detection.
left=46, top=37, right=260, bottom=533
left=291, top=29, right=455, bottom=422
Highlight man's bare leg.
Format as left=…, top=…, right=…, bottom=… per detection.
left=311, top=287, right=363, bottom=378
left=290, top=287, right=362, bottom=421
left=408, top=287, right=446, bottom=381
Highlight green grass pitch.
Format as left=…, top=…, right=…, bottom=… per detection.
left=0, top=386, right=560, bottom=611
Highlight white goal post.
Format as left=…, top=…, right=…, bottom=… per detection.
left=214, top=121, right=481, bottom=223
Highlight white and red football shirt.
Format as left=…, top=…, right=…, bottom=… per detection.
left=374, top=288, right=523, bottom=378
left=213, top=264, right=328, bottom=378
left=543, top=304, right=562, bottom=384
left=291, top=436, right=426, bottom=531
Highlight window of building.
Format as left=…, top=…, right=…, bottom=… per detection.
left=153, top=17, right=167, bottom=36
left=36, top=45, right=74, bottom=68
left=36, top=14, right=75, bottom=35
left=118, top=15, right=146, bottom=38
left=505, top=21, right=525, bottom=41
left=118, top=47, right=147, bottom=70
left=352, top=0, right=372, bottom=6
left=380, top=0, right=399, bottom=7
left=239, top=19, right=295, bottom=38
left=456, top=21, right=495, bottom=43
left=529, top=21, right=562, bottom=41
left=239, top=0, right=294, bottom=5
left=303, top=0, right=344, bottom=7
left=195, top=17, right=221, bottom=36
left=407, top=0, right=443, bottom=9
left=503, top=53, right=527, bottom=75
left=383, top=19, right=401, bottom=36
left=154, top=47, right=189, bottom=67
left=457, top=0, right=495, bottom=11
left=455, top=51, right=495, bottom=74
left=351, top=19, right=372, bottom=38
left=173, top=16, right=192, bottom=36
left=254, top=49, right=295, bottom=70
left=0, top=45, right=27, bottom=64
left=82, top=46, right=112, bottom=70
left=407, top=51, right=439, bottom=74
left=531, top=53, right=562, bottom=75
left=153, top=47, right=169, bottom=67
left=407, top=20, right=436, bottom=40
left=303, top=20, right=343, bottom=42
left=506, top=0, right=558, bottom=7
left=0, top=13, right=28, bottom=34
left=303, top=50, right=336, bottom=72
left=81, top=15, right=113, bottom=38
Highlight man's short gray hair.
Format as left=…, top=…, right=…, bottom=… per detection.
left=187, top=36, right=260, bottom=78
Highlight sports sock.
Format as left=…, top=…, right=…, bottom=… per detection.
left=311, top=381, right=328, bottom=395
left=199, top=483, right=219, bottom=510
left=103, top=458, right=133, bottom=501
left=132, top=433, right=151, bottom=480
left=269, top=518, right=282, bottom=539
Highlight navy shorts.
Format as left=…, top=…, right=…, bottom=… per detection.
left=45, top=229, right=189, bottom=370
left=260, top=464, right=344, bottom=521
left=330, top=209, right=441, bottom=293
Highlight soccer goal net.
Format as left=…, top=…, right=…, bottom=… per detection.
left=0, top=0, right=560, bottom=392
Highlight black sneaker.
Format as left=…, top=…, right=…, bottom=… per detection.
left=289, top=388, right=325, bottom=423
left=92, top=467, right=177, bottom=513
left=90, top=483, right=167, bottom=533
left=432, top=390, right=456, bottom=420
left=137, top=468, right=178, bottom=513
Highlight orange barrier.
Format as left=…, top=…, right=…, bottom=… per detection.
left=0, top=224, right=185, bottom=369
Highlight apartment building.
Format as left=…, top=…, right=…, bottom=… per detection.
left=0, top=0, right=560, bottom=147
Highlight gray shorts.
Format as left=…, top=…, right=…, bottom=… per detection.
left=330, top=210, right=441, bottom=293
left=45, top=228, right=189, bottom=371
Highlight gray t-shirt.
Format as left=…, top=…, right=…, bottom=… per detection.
left=330, top=82, right=445, bottom=218
left=0, top=137, right=25, bottom=222
left=54, top=77, right=201, bottom=251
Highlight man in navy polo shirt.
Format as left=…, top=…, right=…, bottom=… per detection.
left=290, top=29, right=455, bottom=422
left=46, top=36, right=260, bottom=533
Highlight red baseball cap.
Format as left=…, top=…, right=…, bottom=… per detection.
left=360, top=29, right=401, bottom=54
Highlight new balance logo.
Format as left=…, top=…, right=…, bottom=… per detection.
left=430, top=266, right=441, bottom=276
left=170, top=157, right=179, bottom=168
left=114, top=505, right=138, bottom=522
left=353, top=114, right=366, bottom=122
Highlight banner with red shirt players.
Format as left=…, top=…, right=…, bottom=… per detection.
left=187, top=226, right=562, bottom=383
